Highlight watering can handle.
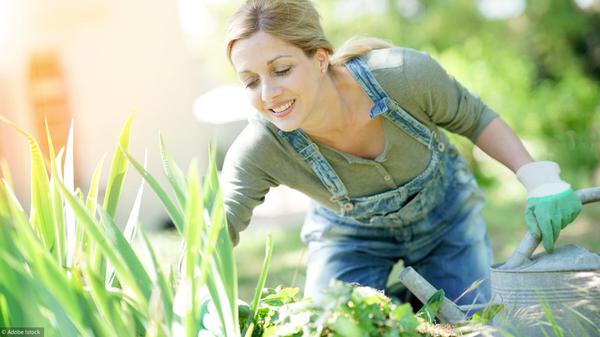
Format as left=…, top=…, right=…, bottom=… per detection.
left=502, top=187, right=600, bottom=269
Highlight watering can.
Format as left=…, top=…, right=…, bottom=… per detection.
left=398, top=187, right=600, bottom=336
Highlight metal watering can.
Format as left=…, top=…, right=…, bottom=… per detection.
left=398, top=187, right=600, bottom=336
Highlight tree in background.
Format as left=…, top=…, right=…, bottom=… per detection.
left=317, top=0, right=600, bottom=187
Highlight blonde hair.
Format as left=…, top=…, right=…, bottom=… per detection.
left=329, top=36, right=393, bottom=66
left=226, top=0, right=393, bottom=68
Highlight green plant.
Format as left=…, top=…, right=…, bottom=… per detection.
left=0, top=115, right=505, bottom=337
left=0, top=116, right=272, bottom=337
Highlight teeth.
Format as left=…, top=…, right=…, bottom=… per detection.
left=272, top=100, right=293, bottom=113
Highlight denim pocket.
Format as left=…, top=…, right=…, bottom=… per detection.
left=364, top=192, right=424, bottom=227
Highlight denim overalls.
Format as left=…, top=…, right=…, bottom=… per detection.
left=277, top=57, right=493, bottom=306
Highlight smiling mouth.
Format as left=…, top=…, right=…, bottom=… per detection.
left=270, top=99, right=295, bottom=117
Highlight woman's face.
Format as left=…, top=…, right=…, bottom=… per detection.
left=230, top=31, right=327, bottom=132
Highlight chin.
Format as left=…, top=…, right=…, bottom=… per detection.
left=272, top=121, right=301, bottom=132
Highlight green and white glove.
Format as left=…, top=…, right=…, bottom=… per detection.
left=516, top=161, right=582, bottom=253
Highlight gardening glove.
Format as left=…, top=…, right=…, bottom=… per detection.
left=516, top=161, right=582, bottom=253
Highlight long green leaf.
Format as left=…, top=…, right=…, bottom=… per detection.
left=45, top=120, right=66, bottom=266
left=2, top=194, right=87, bottom=334
left=122, top=148, right=184, bottom=233
left=0, top=219, right=29, bottom=325
left=141, top=230, right=174, bottom=326
left=205, top=256, right=238, bottom=337
left=417, top=289, right=445, bottom=323
left=146, top=286, right=168, bottom=337
left=50, top=174, right=65, bottom=267
left=84, top=155, right=105, bottom=271
left=63, top=120, right=77, bottom=268
left=183, top=161, right=202, bottom=337
left=94, top=115, right=133, bottom=277
left=0, top=159, right=13, bottom=189
left=85, top=265, right=129, bottom=337
left=123, top=151, right=145, bottom=243
left=1, top=180, right=30, bottom=233
left=86, top=155, right=106, bottom=216
left=106, top=151, right=147, bottom=287
left=243, top=233, right=273, bottom=337
left=0, top=253, right=81, bottom=336
left=95, top=206, right=152, bottom=301
left=103, top=114, right=133, bottom=218
left=159, top=133, right=187, bottom=209
left=33, top=274, right=90, bottom=337
left=54, top=175, right=148, bottom=308
left=0, top=115, right=55, bottom=254
left=202, top=147, right=239, bottom=337
left=206, top=147, right=237, bottom=311
left=0, top=174, right=11, bottom=221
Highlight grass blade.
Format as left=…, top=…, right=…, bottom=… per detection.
left=85, top=265, right=130, bottom=337
left=103, top=114, right=133, bottom=218
left=122, top=148, right=184, bottom=233
left=242, top=233, right=273, bottom=336
left=205, top=148, right=237, bottom=310
left=86, top=155, right=106, bottom=216
left=140, top=230, right=174, bottom=326
left=0, top=159, right=13, bottom=189
left=105, top=151, right=146, bottom=287
left=201, top=147, right=240, bottom=337
left=1, top=179, right=30, bottom=231
left=417, top=289, right=445, bottom=323
left=123, top=150, right=146, bottom=243
left=183, top=161, right=202, bottom=337
left=0, top=179, right=11, bottom=223
left=95, top=206, right=152, bottom=302
left=0, top=115, right=55, bottom=254
left=64, top=120, right=77, bottom=268
left=50, top=174, right=66, bottom=267
left=3, top=207, right=86, bottom=333
left=54, top=175, right=149, bottom=308
left=159, top=133, right=187, bottom=209
left=0, top=161, right=13, bottom=223
left=84, top=155, right=105, bottom=268
left=44, top=118, right=67, bottom=267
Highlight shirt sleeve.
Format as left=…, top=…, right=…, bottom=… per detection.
left=220, top=122, right=278, bottom=246
left=405, top=49, right=498, bottom=141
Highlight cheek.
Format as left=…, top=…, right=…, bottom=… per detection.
left=246, top=90, right=263, bottom=110
left=295, top=67, right=319, bottom=92
left=294, top=72, right=319, bottom=103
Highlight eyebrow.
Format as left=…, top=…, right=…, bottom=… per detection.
left=239, top=55, right=293, bottom=74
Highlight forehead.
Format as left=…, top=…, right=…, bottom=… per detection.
left=231, top=31, right=305, bottom=73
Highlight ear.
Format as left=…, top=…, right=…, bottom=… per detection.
left=314, top=48, right=330, bottom=73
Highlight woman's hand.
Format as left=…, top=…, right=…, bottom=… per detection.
left=516, top=161, right=582, bottom=253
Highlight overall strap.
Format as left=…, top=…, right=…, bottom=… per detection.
left=345, top=57, right=440, bottom=150
left=277, top=129, right=350, bottom=202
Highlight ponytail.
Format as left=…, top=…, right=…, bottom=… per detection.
left=329, top=36, right=394, bottom=66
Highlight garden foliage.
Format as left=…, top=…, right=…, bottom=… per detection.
left=0, top=116, right=465, bottom=337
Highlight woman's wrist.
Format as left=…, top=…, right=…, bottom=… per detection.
left=516, top=161, right=571, bottom=198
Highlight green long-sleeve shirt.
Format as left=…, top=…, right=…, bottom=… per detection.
left=221, top=47, right=498, bottom=245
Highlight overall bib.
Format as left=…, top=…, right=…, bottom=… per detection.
left=277, top=57, right=493, bottom=306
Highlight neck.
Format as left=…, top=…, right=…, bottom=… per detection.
left=301, top=66, right=358, bottom=142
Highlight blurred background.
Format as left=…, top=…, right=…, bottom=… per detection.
left=1, top=0, right=599, bottom=301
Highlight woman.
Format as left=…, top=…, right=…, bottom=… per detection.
left=221, top=0, right=582, bottom=305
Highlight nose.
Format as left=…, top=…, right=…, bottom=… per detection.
left=260, top=78, right=282, bottom=103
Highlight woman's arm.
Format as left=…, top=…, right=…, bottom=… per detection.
left=474, top=116, right=581, bottom=253
left=474, top=117, right=533, bottom=172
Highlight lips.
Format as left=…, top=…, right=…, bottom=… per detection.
left=269, top=99, right=295, bottom=118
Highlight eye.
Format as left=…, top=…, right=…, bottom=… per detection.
left=274, top=66, right=291, bottom=76
left=244, top=78, right=259, bottom=89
